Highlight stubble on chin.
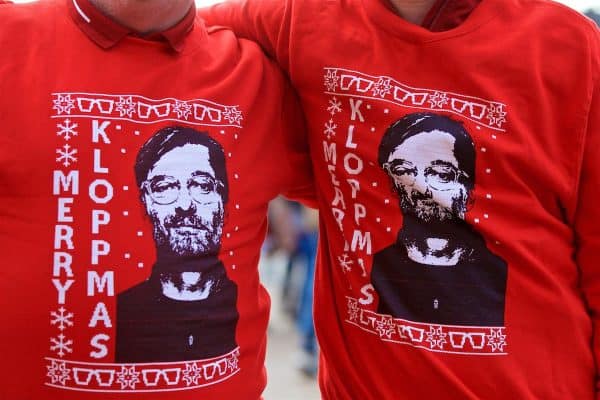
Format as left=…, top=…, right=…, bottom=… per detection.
left=149, top=209, right=224, bottom=257
left=167, top=225, right=222, bottom=256
left=398, top=188, right=468, bottom=223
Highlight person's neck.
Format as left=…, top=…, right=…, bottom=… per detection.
left=89, top=0, right=193, bottom=34
left=160, top=271, right=216, bottom=301
left=404, top=238, right=465, bottom=266
left=398, top=214, right=471, bottom=266
left=387, top=0, right=437, bottom=25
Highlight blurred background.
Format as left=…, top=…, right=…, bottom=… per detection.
left=8, top=0, right=599, bottom=399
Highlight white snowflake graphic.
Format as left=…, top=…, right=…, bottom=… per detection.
left=116, top=366, right=141, bottom=390
left=347, top=298, right=359, bottom=322
left=324, top=69, right=340, bottom=92
left=115, top=96, right=137, bottom=118
left=486, top=102, right=507, bottom=128
left=56, top=144, right=78, bottom=167
left=173, top=100, right=193, bottom=120
left=50, top=334, right=73, bottom=357
left=425, top=326, right=447, bottom=349
left=428, top=91, right=449, bottom=108
left=324, top=119, right=338, bottom=139
left=223, top=106, right=243, bottom=125
left=327, top=96, right=342, bottom=115
left=46, top=360, right=71, bottom=386
left=486, top=328, right=507, bottom=352
left=337, top=254, right=353, bottom=273
left=50, top=307, right=74, bottom=331
left=375, top=316, right=396, bottom=339
left=372, top=78, right=392, bottom=98
left=56, top=119, right=78, bottom=141
left=182, top=363, right=203, bottom=386
left=227, top=350, right=240, bottom=371
left=53, top=94, right=76, bottom=115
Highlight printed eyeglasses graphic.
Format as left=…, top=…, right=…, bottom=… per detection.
left=143, top=174, right=223, bottom=205
left=383, top=160, right=469, bottom=191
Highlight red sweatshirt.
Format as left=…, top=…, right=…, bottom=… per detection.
left=0, top=0, right=312, bottom=398
left=200, top=0, right=600, bottom=398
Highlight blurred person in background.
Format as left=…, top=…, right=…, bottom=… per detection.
left=265, top=198, right=319, bottom=376
left=293, top=207, right=319, bottom=377
left=201, top=0, right=600, bottom=399
left=0, top=0, right=314, bottom=398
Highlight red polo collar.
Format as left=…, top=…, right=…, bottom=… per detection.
left=66, top=0, right=197, bottom=52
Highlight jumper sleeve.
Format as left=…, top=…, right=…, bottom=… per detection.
left=574, top=30, right=600, bottom=398
left=200, top=0, right=312, bottom=204
left=278, top=81, right=317, bottom=208
left=198, top=0, right=291, bottom=71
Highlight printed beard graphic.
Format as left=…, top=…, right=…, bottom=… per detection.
left=370, top=112, right=508, bottom=327
left=397, top=184, right=468, bottom=223
left=116, top=126, right=239, bottom=363
left=149, top=203, right=224, bottom=258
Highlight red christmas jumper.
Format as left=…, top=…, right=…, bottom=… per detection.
left=0, top=0, right=313, bottom=398
left=200, top=0, right=600, bottom=398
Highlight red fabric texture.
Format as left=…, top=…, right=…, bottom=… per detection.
left=0, top=0, right=312, bottom=398
left=199, top=0, right=600, bottom=398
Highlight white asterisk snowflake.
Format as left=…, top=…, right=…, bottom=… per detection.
left=324, top=119, right=338, bottom=139
left=116, top=366, right=141, bottom=390
left=50, top=307, right=74, bottom=331
left=50, top=334, right=73, bottom=357
left=425, top=326, right=447, bottom=349
left=115, top=96, right=137, bottom=118
left=375, top=316, right=396, bottom=339
left=327, top=96, right=342, bottom=115
left=46, top=360, right=71, bottom=385
left=338, top=254, right=353, bottom=273
left=486, top=328, right=507, bottom=352
left=347, top=298, right=359, bottom=322
left=323, top=69, right=340, bottom=92
left=428, top=91, right=449, bottom=108
left=173, top=100, right=193, bottom=120
left=56, top=144, right=78, bottom=167
left=56, top=119, right=78, bottom=141
left=227, top=350, right=240, bottom=371
left=182, top=363, right=202, bottom=386
left=486, top=102, right=507, bottom=128
left=53, top=94, right=76, bottom=115
left=372, top=78, right=392, bottom=98
left=223, top=106, right=243, bottom=125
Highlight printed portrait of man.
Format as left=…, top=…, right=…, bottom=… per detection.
left=116, top=126, right=239, bottom=363
left=370, top=112, right=507, bottom=326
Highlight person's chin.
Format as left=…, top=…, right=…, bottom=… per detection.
left=401, top=209, right=455, bottom=227
left=171, top=226, right=206, bottom=236
left=170, top=237, right=218, bottom=256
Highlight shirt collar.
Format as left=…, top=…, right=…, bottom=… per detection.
left=67, top=0, right=197, bottom=52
